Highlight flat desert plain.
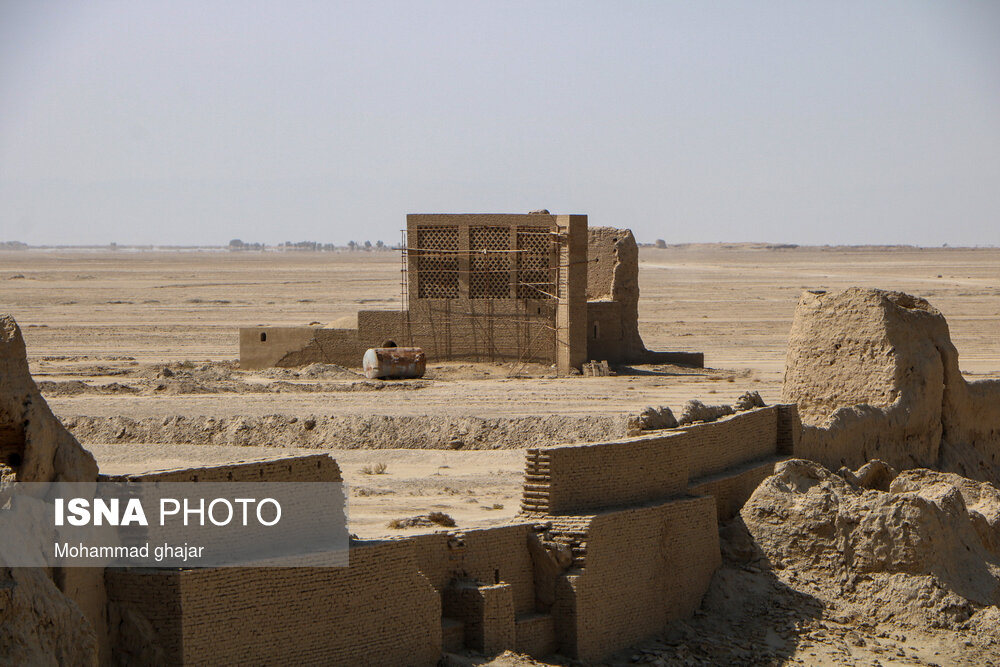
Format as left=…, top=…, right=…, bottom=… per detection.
left=2, top=245, right=999, bottom=539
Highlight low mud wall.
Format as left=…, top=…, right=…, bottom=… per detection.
left=522, top=407, right=787, bottom=514
left=100, top=453, right=342, bottom=482
left=559, top=496, right=720, bottom=661
left=63, top=413, right=638, bottom=450
left=108, top=541, right=442, bottom=666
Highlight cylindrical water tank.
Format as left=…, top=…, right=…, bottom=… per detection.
left=362, top=347, right=426, bottom=379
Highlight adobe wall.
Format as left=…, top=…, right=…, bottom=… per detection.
left=557, top=215, right=590, bottom=373
left=688, top=458, right=779, bottom=521
left=273, top=328, right=361, bottom=367
left=239, top=326, right=322, bottom=369
left=552, top=495, right=721, bottom=661
left=411, top=524, right=537, bottom=615
left=239, top=211, right=568, bottom=368
left=782, top=288, right=1000, bottom=482
left=682, top=407, right=778, bottom=479
left=108, top=540, right=441, bottom=666
left=105, top=569, right=184, bottom=664
left=585, top=300, right=625, bottom=363
left=523, top=435, right=690, bottom=514
left=523, top=407, right=782, bottom=515
left=583, top=227, right=704, bottom=366
left=586, top=227, right=646, bottom=363
left=396, top=300, right=557, bottom=364
left=514, top=407, right=794, bottom=661
left=239, top=215, right=704, bottom=370
left=100, top=453, right=342, bottom=483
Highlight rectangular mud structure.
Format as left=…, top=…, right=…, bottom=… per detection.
left=240, top=213, right=703, bottom=372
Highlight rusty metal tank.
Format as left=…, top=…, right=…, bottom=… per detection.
left=362, top=347, right=426, bottom=379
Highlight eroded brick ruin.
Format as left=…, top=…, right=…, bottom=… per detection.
left=239, top=213, right=703, bottom=372
left=103, top=405, right=792, bottom=664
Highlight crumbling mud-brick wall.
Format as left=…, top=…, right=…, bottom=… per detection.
left=411, top=524, right=537, bottom=616
left=585, top=226, right=703, bottom=367
left=0, top=315, right=98, bottom=482
left=0, top=314, right=104, bottom=665
left=240, top=213, right=703, bottom=370
left=108, top=540, right=442, bottom=666
left=410, top=524, right=560, bottom=656
left=100, top=453, right=342, bottom=483
left=516, top=406, right=792, bottom=660
left=101, top=400, right=800, bottom=664
left=782, top=288, right=1000, bottom=481
left=522, top=436, right=690, bottom=514
left=551, top=496, right=721, bottom=662
left=586, top=227, right=646, bottom=363
left=522, top=407, right=783, bottom=515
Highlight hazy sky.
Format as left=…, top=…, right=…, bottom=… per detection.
left=1, top=1, right=998, bottom=246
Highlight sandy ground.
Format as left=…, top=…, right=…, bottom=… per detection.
left=4, top=245, right=999, bottom=378
left=89, top=443, right=523, bottom=539
left=4, top=244, right=999, bottom=537
left=5, top=245, right=996, bottom=421
left=4, top=245, right=1000, bottom=664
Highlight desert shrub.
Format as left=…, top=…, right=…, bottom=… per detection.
left=360, top=462, right=388, bottom=475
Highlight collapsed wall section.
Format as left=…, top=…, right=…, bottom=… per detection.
left=585, top=226, right=704, bottom=367
left=411, top=524, right=537, bottom=616
left=586, top=227, right=646, bottom=363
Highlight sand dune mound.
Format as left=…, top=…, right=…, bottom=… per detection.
left=742, top=458, right=1000, bottom=630
left=891, top=468, right=1000, bottom=559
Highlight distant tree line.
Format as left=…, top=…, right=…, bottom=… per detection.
left=228, top=239, right=392, bottom=251
left=228, top=239, right=266, bottom=250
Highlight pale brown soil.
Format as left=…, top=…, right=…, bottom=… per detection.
left=4, top=245, right=1000, bottom=665
left=88, top=443, right=523, bottom=539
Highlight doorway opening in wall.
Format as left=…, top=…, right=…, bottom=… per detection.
left=593, top=322, right=600, bottom=340
left=381, top=340, right=397, bottom=348
left=494, top=568, right=500, bottom=584
left=260, top=332, right=267, bottom=342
